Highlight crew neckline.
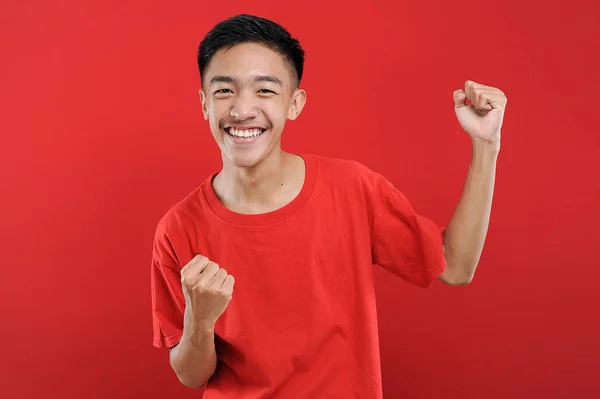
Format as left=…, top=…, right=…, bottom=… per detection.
left=201, top=153, right=318, bottom=227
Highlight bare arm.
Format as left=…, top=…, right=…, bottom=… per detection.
left=170, top=255, right=235, bottom=388
left=439, top=81, right=507, bottom=286
left=439, top=139, right=499, bottom=285
left=169, top=324, right=217, bottom=388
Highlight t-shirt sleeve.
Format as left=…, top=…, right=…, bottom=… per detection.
left=369, top=173, right=447, bottom=288
left=150, top=227, right=186, bottom=348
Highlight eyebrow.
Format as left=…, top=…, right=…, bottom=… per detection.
left=209, top=75, right=234, bottom=85
left=255, top=75, right=283, bottom=86
left=209, top=75, right=283, bottom=87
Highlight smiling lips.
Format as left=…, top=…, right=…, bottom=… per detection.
left=225, top=127, right=266, bottom=139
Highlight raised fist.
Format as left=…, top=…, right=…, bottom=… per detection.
left=180, top=255, right=235, bottom=330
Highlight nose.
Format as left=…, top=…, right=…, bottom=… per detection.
left=230, top=91, right=258, bottom=120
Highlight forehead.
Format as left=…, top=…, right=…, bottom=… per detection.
left=204, top=42, right=295, bottom=86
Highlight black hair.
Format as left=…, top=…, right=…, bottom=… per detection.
left=197, top=14, right=305, bottom=87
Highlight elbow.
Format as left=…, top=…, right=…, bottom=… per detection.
left=445, top=272, right=474, bottom=286
left=169, top=349, right=211, bottom=389
left=173, top=369, right=208, bottom=389
left=179, top=377, right=206, bottom=390
left=439, top=259, right=476, bottom=286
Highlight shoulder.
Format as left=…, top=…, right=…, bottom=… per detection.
left=155, top=185, right=203, bottom=235
left=152, top=178, right=213, bottom=264
left=310, top=154, right=381, bottom=180
left=308, top=153, right=388, bottom=192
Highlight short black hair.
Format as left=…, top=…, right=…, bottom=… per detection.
left=197, top=14, right=305, bottom=87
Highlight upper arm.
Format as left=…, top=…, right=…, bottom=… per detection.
left=369, top=174, right=447, bottom=288
left=151, top=258, right=185, bottom=348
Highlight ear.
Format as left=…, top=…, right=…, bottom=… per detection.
left=199, top=89, right=208, bottom=120
left=287, top=88, right=307, bottom=121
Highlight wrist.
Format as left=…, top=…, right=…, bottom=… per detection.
left=183, top=310, right=215, bottom=335
left=472, top=137, right=501, bottom=159
left=186, top=318, right=215, bottom=334
left=182, top=322, right=215, bottom=344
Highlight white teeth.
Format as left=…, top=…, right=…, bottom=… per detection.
left=228, top=128, right=263, bottom=138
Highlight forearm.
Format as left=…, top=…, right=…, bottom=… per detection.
left=442, top=138, right=500, bottom=284
left=169, top=322, right=217, bottom=389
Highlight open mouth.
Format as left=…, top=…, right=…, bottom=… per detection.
left=225, top=127, right=266, bottom=139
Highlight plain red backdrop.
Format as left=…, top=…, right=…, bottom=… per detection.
left=1, top=0, right=599, bottom=398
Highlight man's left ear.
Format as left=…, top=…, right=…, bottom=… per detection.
left=287, top=89, right=307, bottom=121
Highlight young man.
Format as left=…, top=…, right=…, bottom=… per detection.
left=150, top=14, right=507, bottom=398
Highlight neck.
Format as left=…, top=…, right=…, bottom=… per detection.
left=215, top=148, right=293, bottom=211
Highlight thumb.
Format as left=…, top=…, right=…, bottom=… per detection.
left=453, top=89, right=467, bottom=108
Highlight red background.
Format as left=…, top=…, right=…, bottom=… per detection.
left=1, top=1, right=599, bottom=398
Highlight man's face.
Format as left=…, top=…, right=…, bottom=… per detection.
left=200, top=42, right=306, bottom=169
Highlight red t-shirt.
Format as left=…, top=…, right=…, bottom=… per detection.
left=151, top=154, right=447, bottom=398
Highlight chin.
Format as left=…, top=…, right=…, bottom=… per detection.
left=220, top=128, right=279, bottom=169
left=228, top=155, right=261, bottom=169
left=224, top=149, right=268, bottom=169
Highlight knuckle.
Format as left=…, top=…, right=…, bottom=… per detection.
left=198, top=255, right=209, bottom=264
left=200, top=285, right=210, bottom=293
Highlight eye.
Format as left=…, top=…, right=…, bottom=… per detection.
left=258, top=89, right=276, bottom=94
left=214, top=88, right=233, bottom=95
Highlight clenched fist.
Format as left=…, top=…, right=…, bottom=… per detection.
left=453, top=80, right=507, bottom=145
left=180, top=255, right=235, bottom=331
